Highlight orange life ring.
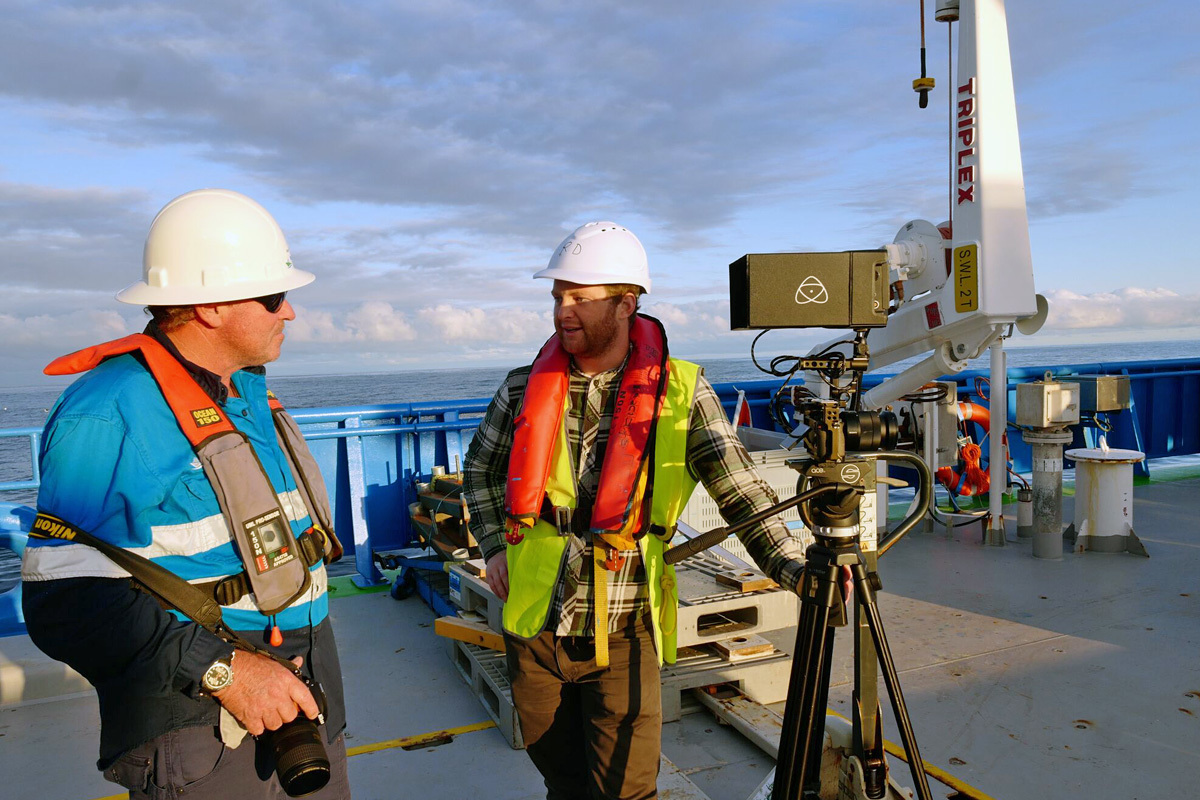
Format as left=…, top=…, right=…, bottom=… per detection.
left=935, top=402, right=992, bottom=496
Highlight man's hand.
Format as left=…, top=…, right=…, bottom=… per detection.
left=485, top=551, right=509, bottom=601
left=839, top=564, right=853, bottom=605
left=795, top=563, right=854, bottom=605
left=212, top=652, right=319, bottom=737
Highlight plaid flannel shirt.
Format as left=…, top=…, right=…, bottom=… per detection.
left=462, top=356, right=805, bottom=637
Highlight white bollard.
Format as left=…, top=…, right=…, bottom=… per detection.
left=1064, top=448, right=1148, bottom=557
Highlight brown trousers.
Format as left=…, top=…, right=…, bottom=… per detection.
left=505, top=617, right=662, bottom=800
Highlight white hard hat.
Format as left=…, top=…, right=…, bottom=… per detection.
left=116, top=188, right=315, bottom=306
left=533, top=221, right=651, bottom=293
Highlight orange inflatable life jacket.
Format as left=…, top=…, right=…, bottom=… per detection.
left=505, top=315, right=670, bottom=548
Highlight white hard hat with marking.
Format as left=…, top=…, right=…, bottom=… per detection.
left=534, top=221, right=650, bottom=293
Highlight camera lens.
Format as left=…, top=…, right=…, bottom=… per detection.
left=840, top=410, right=899, bottom=452
left=268, top=716, right=330, bottom=797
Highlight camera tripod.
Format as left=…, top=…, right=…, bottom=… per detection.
left=666, top=451, right=935, bottom=800
left=771, top=451, right=933, bottom=800
left=667, top=331, right=937, bottom=799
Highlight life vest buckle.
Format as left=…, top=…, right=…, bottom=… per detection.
left=552, top=505, right=573, bottom=536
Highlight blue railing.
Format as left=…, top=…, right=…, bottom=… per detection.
left=0, top=426, right=42, bottom=492
left=2, top=357, right=1197, bottom=634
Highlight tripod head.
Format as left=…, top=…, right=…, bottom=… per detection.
left=662, top=329, right=932, bottom=564
left=786, top=330, right=906, bottom=547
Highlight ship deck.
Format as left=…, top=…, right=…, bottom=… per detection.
left=2, top=469, right=1198, bottom=800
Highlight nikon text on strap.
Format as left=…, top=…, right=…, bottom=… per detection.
left=46, top=334, right=341, bottom=616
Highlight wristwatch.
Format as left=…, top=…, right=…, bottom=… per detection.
left=201, top=651, right=235, bottom=694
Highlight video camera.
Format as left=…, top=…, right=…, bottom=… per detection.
left=729, top=250, right=890, bottom=330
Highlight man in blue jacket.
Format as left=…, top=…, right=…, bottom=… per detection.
left=22, top=189, right=349, bottom=798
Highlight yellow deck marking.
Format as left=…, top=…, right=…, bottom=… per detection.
left=87, top=712, right=994, bottom=800
left=345, top=719, right=496, bottom=757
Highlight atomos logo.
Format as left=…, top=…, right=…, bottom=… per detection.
left=840, top=464, right=862, bottom=484
left=794, top=275, right=829, bottom=305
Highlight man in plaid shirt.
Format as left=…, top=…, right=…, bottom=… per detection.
left=463, top=221, right=807, bottom=800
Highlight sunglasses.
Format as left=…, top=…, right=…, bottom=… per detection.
left=253, top=292, right=287, bottom=313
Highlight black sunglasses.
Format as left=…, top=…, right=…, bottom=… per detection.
left=253, top=292, right=287, bottom=313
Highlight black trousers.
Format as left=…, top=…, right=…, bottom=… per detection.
left=505, top=617, right=662, bottom=800
left=103, top=722, right=350, bottom=799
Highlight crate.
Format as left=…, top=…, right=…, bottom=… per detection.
left=677, top=428, right=804, bottom=536
left=679, top=435, right=887, bottom=569
left=660, top=646, right=794, bottom=722
left=447, top=566, right=503, bottom=633
left=675, top=552, right=798, bottom=647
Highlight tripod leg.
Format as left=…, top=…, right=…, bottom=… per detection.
left=850, top=561, right=934, bottom=800
left=773, top=549, right=840, bottom=800
left=852, top=559, right=886, bottom=798
left=799, top=627, right=837, bottom=796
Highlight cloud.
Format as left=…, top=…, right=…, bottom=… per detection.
left=415, top=304, right=547, bottom=344
left=288, top=301, right=417, bottom=343
left=0, top=308, right=134, bottom=381
left=289, top=301, right=547, bottom=347
left=0, top=1, right=933, bottom=240
left=1042, top=287, right=1200, bottom=330
left=1, top=0, right=1198, bottom=389
left=0, top=182, right=150, bottom=293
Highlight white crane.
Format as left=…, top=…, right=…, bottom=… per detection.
left=821, top=0, right=1047, bottom=545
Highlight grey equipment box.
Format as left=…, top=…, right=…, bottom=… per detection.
left=1016, top=377, right=1080, bottom=428
left=1073, top=374, right=1131, bottom=413
left=677, top=427, right=804, bottom=539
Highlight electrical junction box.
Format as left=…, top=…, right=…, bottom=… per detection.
left=910, top=381, right=959, bottom=469
left=1073, top=375, right=1130, bottom=413
left=933, top=382, right=961, bottom=469
left=1016, top=378, right=1080, bottom=428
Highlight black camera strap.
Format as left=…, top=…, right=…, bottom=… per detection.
left=29, top=511, right=304, bottom=677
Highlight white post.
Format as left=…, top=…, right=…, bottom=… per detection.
left=986, top=339, right=1007, bottom=545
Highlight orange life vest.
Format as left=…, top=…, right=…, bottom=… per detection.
left=505, top=315, right=669, bottom=556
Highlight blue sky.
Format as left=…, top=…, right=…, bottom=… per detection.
left=1, top=0, right=1197, bottom=387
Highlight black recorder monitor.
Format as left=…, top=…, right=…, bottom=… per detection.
left=729, top=250, right=890, bottom=330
